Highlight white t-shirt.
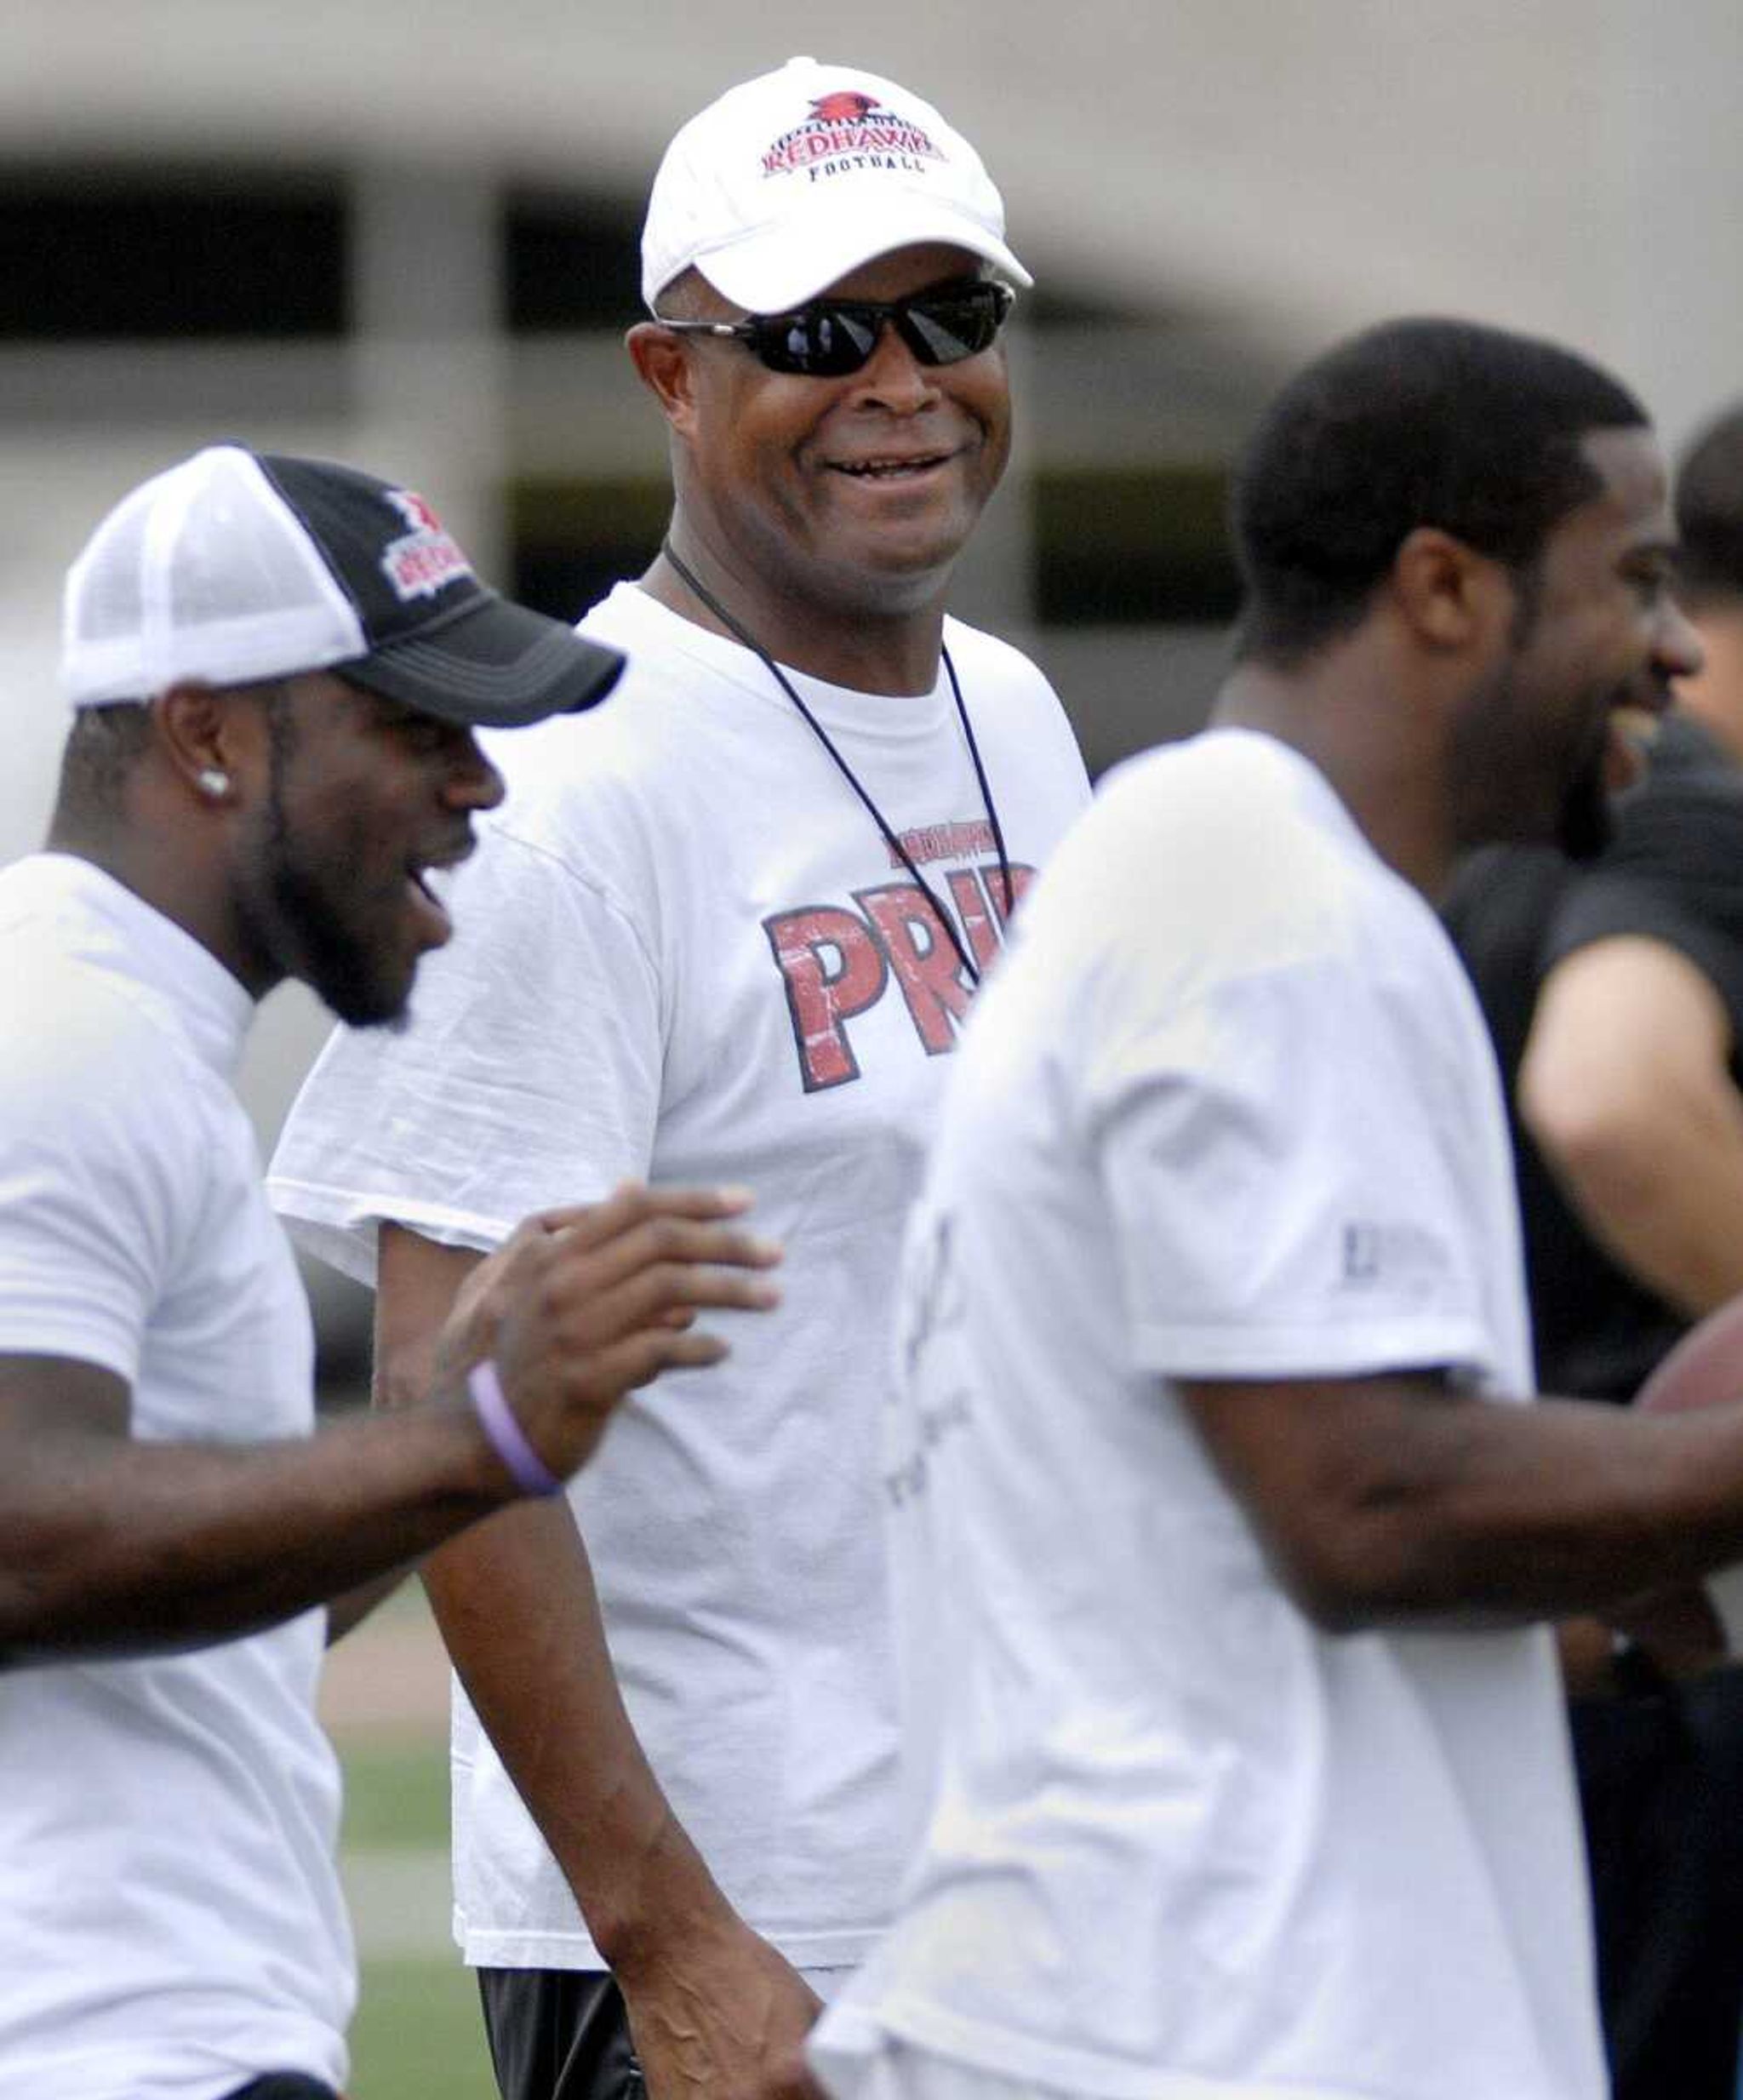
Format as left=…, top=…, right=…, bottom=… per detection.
left=811, top=730, right=1605, bottom=2100
left=268, top=583, right=1092, bottom=1970
left=0, top=854, right=351, bottom=2100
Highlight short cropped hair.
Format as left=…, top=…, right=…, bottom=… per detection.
left=54, top=700, right=154, bottom=827
left=651, top=266, right=716, bottom=322
left=1674, top=404, right=1743, bottom=608
left=51, top=679, right=294, bottom=834
left=1232, top=318, right=1647, bottom=666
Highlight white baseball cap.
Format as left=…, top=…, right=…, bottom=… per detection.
left=61, top=445, right=624, bottom=725
left=641, top=55, right=1032, bottom=315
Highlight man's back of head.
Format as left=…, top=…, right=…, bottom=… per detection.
left=1672, top=403, right=1743, bottom=762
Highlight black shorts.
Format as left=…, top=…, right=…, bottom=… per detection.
left=222, top=2078, right=341, bottom=2100
left=1573, top=1667, right=1743, bottom=2100
left=477, top=1967, right=644, bottom=2100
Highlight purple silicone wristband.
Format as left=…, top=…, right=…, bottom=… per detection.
left=466, top=1359, right=563, bottom=1498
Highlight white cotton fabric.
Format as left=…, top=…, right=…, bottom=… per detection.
left=267, top=581, right=1091, bottom=1970
left=0, top=854, right=350, bottom=2100
left=810, top=731, right=1606, bottom=2100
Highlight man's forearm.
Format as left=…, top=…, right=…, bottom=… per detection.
left=0, top=1382, right=509, bottom=1661
left=2, top=1187, right=779, bottom=1666
left=1180, top=1371, right=1743, bottom=1634
left=375, top=1218, right=737, bottom=1959
left=420, top=1497, right=736, bottom=1961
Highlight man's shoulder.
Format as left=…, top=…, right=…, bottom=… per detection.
left=940, top=615, right=1065, bottom=711
left=0, top=947, right=207, bottom=1216
left=480, top=592, right=746, bottom=812
left=1443, top=844, right=1575, bottom=984
left=1091, top=727, right=1329, bottom=847
left=1643, top=709, right=1739, bottom=788
left=1616, top=713, right=1743, bottom=844
left=1025, top=730, right=1372, bottom=973
left=0, top=915, right=184, bottom=1090
left=1550, top=716, right=1743, bottom=943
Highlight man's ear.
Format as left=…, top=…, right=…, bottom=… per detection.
left=151, top=684, right=256, bottom=807
left=626, top=323, right=700, bottom=435
left=1391, top=527, right=1513, bottom=653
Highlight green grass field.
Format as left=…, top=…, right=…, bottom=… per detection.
left=348, top=1954, right=493, bottom=2099
left=339, top=1742, right=496, bottom=2100
left=341, top=1740, right=449, bottom=1850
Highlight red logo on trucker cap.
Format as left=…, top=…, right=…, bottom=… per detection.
left=761, top=90, right=944, bottom=179
left=380, top=488, right=472, bottom=603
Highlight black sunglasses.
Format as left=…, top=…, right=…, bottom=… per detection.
left=656, top=278, right=1015, bottom=379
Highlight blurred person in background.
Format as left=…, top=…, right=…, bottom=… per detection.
left=266, top=54, right=1090, bottom=2100
left=0, top=445, right=783, bottom=2100
left=1444, top=402, right=1743, bottom=2100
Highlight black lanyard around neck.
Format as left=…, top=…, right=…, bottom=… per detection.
left=660, top=542, right=1014, bottom=985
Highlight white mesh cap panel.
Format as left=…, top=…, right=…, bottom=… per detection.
left=60, top=446, right=368, bottom=708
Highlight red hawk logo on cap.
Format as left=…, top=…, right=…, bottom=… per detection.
left=387, top=489, right=447, bottom=537
left=809, top=90, right=881, bottom=123
left=380, top=487, right=471, bottom=602
left=762, top=90, right=942, bottom=178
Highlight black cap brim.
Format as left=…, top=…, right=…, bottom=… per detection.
left=337, top=588, right=625, bottom=728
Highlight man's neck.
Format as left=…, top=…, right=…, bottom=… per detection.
left=43, top=818, right=272, bottom=1000
left=642, top=543, right=948, bottom=698
left=1211, top=659, right=1456, bottom=901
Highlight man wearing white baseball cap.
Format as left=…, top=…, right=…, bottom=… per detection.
left=0, top=444, right=786, bottom=2100
left=268, top=54, right=1089, bottom=2100
left=639, top=55, right=1032, bottom=315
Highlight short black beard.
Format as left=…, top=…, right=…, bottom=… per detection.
left=1500, top=562, right=1616, bottom=866
left=1555, top=704, right=1620, bottom=863
left=260, top=837, right=411, bottom=1029
left=235, top=690, right=412, bottom=1030
left=1556, top=778, right=1614, bottom=862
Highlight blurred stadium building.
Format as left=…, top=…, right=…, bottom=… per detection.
left=4, top=0, right=1739, bottom=1246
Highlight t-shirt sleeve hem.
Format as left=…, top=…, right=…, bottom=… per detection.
left=267, top=1176, right=513, bottom=1289
left=0, top=1322, right=137, bottom=1385
left=1131, top=1314, right=1500, bottom=1384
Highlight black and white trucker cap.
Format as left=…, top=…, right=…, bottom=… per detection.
left=60, top=444, right=624, bottom=728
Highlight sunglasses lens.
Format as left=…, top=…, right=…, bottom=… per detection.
left=901, top=287, right=1009, bottom=365
left=809, top=308, right=881, bottom=375
left=757, top=306, right=880, bottom=376
left=750, top=284, right=1010, bottom=376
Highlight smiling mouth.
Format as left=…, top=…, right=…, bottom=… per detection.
left=827, top=453, right=953, bottom=480
left=1603, top=700, right=1666, bottom=794
left=403, top=839, right=473, bottom=941
left=403, top=870, right=453, bottom=944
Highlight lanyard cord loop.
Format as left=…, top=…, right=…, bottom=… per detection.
left=660, top=543, right=1014, bottom=985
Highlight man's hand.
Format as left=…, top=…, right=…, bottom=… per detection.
left=438, top=1183, right=781, bottom=1488
left=752, top=2042, right=831, bottom=2100
left=1559, top=1588, right=1729, bottom=1697
left=616, top=1913, right=823, bottom=2100
left=0, top=1183, right=777, bottom=1658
